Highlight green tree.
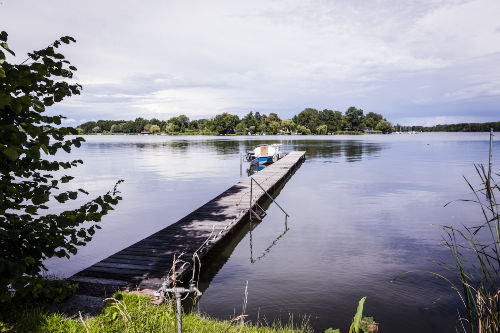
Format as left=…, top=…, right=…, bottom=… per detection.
left=110, top=124, right=122, bottom=133
left=149, top=124, right=161, bottom=134
left=293, top=108, right=320, bottom=133
left=243, top=112, right=258, bottom=134
left=133, top=117, right=147, bottom=133
left=0, top=32, right=122, bottom=302
left=362, top=112, right=383, bottom=129
left=297, top=125, right=310, bottom=135
left=375, top=120, right=394, bottom=134
left=165, top=122, right=176, bottom=134
left=268, top=121, right=281, bottom=134
left=187, top=120, right=199, bottom=131
left=235, top=121, right=247, bottom=135
left=281, top=119, right=296, bottom=134
left=345, top=106, right=364, bottom=130
left=120, top=121, right=134, bottom=133
left=177, top=115, right=190, bottom=131
left=213, top=113, right=239, bottom=135
left=340, top=115, right=350, bottom=131
left=316, top=124, right=328, bottom=135
left=266, top=112, right=281, bottom=124
left=92, top=126, right=101, bottom=133
left=319, top=109, right=342, bottom=132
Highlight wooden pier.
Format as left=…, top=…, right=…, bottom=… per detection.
left=71, top=151, right=306, bottom=296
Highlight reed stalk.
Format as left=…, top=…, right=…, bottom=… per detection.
left=439, top=165, right=500, bottom=332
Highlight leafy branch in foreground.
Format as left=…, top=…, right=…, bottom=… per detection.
left=0, top=31, right=122, bottom=303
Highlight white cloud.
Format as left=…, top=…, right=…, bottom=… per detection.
left=444, top=81, right=500, bottom=101
left=1, top=0, right=499, bottom=123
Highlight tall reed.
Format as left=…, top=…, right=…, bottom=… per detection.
left=440, top=166, right=499, bottom=332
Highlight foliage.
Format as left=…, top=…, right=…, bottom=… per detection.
left=0, top=31, right=122, bottom=303
left=76, top=107, right=393, bottom=136
left=438, top=169, right=500, bottom=332
left=213, top=112, right=239, bottom=135
left=395, top=121, right=500, bottom=133
left=293, top=108, right=320, bottom=133
left=316, top=124, right=328, bottom=135
left=281, top=119, right=296, bottom=134
left=268, top=121, right=281, bottom=134
left=359, top=317, right=376, bottom=333
left=324, top=297, right=376, bottom=333
left=375, top=120, right=394, bottom=134
left=0, top=291, right=312, bottom=333
left=345, top=106, right=364, bottom=131
left=348, top=297, right=366, bottom=333
left=149, top=124, right=161, bottom=134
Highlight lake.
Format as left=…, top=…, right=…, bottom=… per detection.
left=45, top=133, right=499, bottom=332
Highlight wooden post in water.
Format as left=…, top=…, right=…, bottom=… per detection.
left=487, top=128, right=493, bottom=199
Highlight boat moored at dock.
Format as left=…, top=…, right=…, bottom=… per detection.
left=246, top=144, right=285, bottom=165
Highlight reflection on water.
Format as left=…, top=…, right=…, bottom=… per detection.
left=246, top=164, right=266, bottom=176
left=249, top=218, right=289, bottom=264
left=43, top=133, right=499, bottom=333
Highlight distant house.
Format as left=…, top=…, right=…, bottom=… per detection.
left=360, top=127, right=373, bottom=132
left=141, top=131, right=151, bottom=135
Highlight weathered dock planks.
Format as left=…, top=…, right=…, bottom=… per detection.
left=71, top=151, right=306, bottom=296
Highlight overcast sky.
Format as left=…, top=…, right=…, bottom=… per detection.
left=2, top=0, right=500, bottom=126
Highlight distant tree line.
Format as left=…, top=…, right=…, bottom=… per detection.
left=76, top=107, right=394, bottom=135
left=395, top=121, right=500, bottom=132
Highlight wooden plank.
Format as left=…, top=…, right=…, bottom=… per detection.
left=71, top=151, right=306, bottom=296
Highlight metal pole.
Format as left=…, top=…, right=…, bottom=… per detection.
left=176, top=291, right=182, bottom=333
left=488, top=129, right=493, bottom=183
left=250, top=177, right=290, bottom=217
left=240, top=153, right=242, bottom=176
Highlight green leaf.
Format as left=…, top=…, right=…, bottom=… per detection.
left=55, top=193, right=68, bottom=203
left=324, top=329, right=340, bottom=333
left=2, top=147, right=19, bottom=161
left=25, top=206, right=37, bottom=214
left=0, top=42, right=15, bottom=56
left=0, top=31, right=7, bottom=42
left=0, top=65, right=4, bottom=78
left=60, top=175, right=74, bottom=183
left=33, top=99, right=45, bottom=112
left=349, top=297, right=366, bottom=333
left=0, top=92, right=10, bottom=105
left=40, top=144, right=49, bottom=154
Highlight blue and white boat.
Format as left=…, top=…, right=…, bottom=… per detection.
left=250, top=144, right=283, bottom=165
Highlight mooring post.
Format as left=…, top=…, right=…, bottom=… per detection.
left=154, top=282, right=202, bottom=333
left=176, top=291, right=182, bottom=333
left=488, top=128, right=493, bottom=195
left=240, top=153, right=243, bottom=176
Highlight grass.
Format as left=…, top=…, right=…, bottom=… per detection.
left=0, top=291, right=312, bottom=333
left=435, top=167, right=500, bottom=332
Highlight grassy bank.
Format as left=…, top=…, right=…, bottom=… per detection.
left=0, top=292, right=311, bottom=333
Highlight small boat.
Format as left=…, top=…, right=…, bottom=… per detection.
left=247, top=144, right=283, bottom=165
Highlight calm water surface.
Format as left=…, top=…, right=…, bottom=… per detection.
left=45, top=133, right=500, bottom=332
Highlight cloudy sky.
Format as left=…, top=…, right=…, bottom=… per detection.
left=2, top=0, right=500, bottom=125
